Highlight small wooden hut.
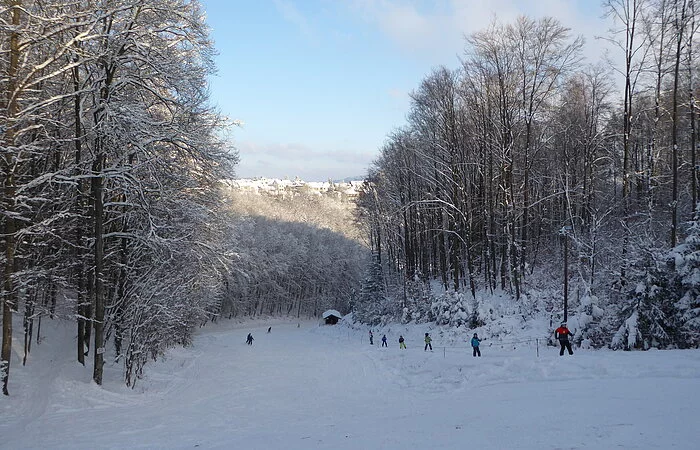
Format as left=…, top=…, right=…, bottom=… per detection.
left=322, top=309, right=342, bottom=325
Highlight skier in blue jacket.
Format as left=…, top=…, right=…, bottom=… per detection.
left=471, top=333, right=481, bottom=357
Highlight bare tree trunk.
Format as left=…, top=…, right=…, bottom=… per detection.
left=488, top=131, right=497, bottom=292
left=605, top=0, right=646, bottom=286
left=91, top=6, right=121, bottom=384
left=692, top=23, right=698, bottom=212
left=72, top=55, right=88, bottom=366
left=114, top=148, right=133, bottom=360
left=22, top=294, right=35, bottom=366
left=686, top=0, right=698, bottom=214
left=671, top=0, right=687, bottom=247
left=92, top=150, right=105, bottom=385
left=84, top=257, right=93, bottom=357
left=2, top=0, right=21, bottom=396
left=648, top=0, right=669, bottom=221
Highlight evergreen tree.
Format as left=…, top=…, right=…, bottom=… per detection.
left=449, top=295, right=468, bottom=328
left=613, top=253, right=678, bottom=350
left=431, top=293, right=452, bottom=326
left=672, top=207, right=700, bottom=347
left=468, top=296, right=485, bottom=329
left=355, top=253, right=385, bottom=325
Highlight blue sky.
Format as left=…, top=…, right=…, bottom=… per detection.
left=201, top=0, right=610, bottom=181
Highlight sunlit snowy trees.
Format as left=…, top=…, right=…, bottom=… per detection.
left=1, top=0, right=236, bottom=393
left=355, top=10, right=700, bottom=349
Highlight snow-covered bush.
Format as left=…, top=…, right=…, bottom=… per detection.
left=431, top=292, right=452, bottom=325
left=401, top=276, right=431, bottom=324
left=450, top=297, right=469, bottom=327
left=672, top=208, right=700, bottom=347
left=612, top=259, right=678, bottom=350
left=575, top=291, right=607, bottom=348
left=611, top=310, right=642, bottom=351
left=429, top=291, right=471, bottom=327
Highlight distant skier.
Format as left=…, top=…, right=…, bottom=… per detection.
left=555, top=322, right=574, bottom=356
left=424, top=333, right=432, bottom=351
left=399, top=335, right=406, bottom=349
left=381, top=334, right=388, bottom=347
left=369, top=330, right=374, bottom=345
left=246, top=333, right=254, bottom=345
left=267, top=326, right=271, bottom=333
left=471, top=333, right=481, bottom=357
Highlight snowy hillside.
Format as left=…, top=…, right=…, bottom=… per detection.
left=223, top=177, right=364, bottom=199
left=1, top=318, right=699, bottom=449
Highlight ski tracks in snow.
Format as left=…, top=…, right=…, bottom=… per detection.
left=4, top=319, right=700, bottom=449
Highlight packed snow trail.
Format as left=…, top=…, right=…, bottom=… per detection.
left=2, top=319, right=700, bottom=449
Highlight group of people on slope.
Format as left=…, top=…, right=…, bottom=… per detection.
left=246, top=322, right=574, bottom=356
left=365, top=323, right=575, bottom=357
left=367, top=331, right=483, bottom=356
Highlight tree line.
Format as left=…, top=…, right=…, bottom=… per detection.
left=354, top=3, right=699, bottom=349
left=0, top=0, right=236, bottom=394
left=219, top=188, right=365, bottom=321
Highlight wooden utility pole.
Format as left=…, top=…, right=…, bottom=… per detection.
left=561, top=226, right=571, bottom=322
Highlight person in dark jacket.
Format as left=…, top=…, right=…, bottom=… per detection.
left=471, top=333, right=481, bottom=357
left=369, top=330, right=374, bottom=345
left=246, top=333, right=254, bottom=345
left=424, top=333, right=432, bottom=351
left=381, top=334, right=388, bottom=347
left=399, top=335, right=406, bottom=349
left=555, top=322, right=574, bottom=355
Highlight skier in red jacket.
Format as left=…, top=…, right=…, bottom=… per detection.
left=555, top=322, right=574, bottom=356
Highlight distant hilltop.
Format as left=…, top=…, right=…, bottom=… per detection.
left=221, top=177, right=366, bottom=200
left=333, top=175, right=366, bottom=183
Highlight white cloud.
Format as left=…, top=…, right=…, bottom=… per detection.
left=347, top=0, right=517, bottom=63
left=347, top=0, right=613, bottom=66
left=274, top=0, right=315, bottom=39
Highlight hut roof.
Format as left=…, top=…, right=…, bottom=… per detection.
left=322, top=309, right=342, bottom=319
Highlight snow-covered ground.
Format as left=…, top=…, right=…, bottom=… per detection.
left=2, top=318, right=700, bottom=449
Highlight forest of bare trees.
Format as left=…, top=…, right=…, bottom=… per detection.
left=219, top=187, right=365, bottom=321
left=0, top=0, right=237, bottom=394
left=354, top=5, right=699, bottom=350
